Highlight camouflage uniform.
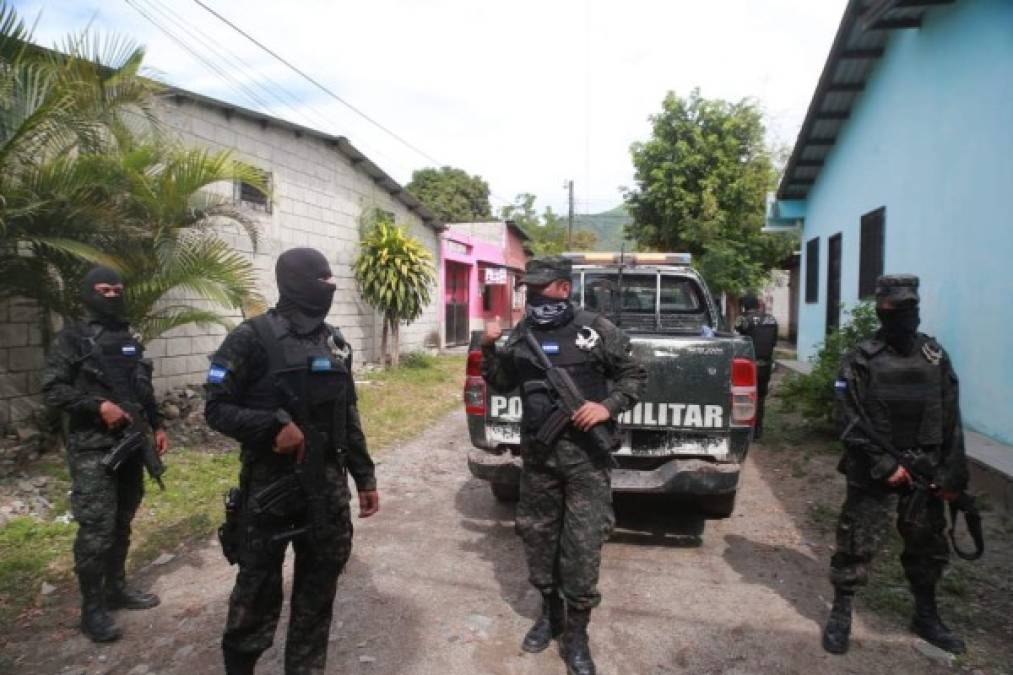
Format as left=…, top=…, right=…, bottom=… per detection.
left=205, top=310, right=374, bottom=675
left=734, top=305, right=778, bottom=436
left=830, top=333, right=966, bottom=591
left=41, top=319, right=161, bottom=600
left=823, top=273, right=969, bottom=656
left=481, top=260, right=646, bottom=610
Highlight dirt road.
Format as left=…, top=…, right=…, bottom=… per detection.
left=5, top=409, right=955, bottom=674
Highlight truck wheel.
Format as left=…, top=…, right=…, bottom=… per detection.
left=699, top=492, right=736, bottom=519
left=491, top=482, right=520, bottom=503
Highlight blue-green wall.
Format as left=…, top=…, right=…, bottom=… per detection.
left=797, top=0, right=1013, bottom=443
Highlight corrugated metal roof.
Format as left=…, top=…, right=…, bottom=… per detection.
left=776, top=0, right=954, bottom=199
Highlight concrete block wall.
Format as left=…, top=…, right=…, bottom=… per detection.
left=0, top=93, right=443, bottom=423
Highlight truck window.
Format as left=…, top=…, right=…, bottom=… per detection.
left=579, top=271, right=710, bottom=333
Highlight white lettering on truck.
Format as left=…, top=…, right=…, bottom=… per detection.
left=489, top=396, right=724, bottom=429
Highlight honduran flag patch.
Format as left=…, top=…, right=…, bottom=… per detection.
left=207, top=364, right=229, bottom=384
left=541, top=341, right=560, bottom=355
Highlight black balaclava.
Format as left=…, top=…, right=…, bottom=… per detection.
left=741, top=294, right=759, bottom=312
left=275, top=248, right=335, bottom=334
left=81, top=266, right=126, bottom=325
left=876, top=304, right=920, bottom=354
left=525, top=286, right=573, bottom=327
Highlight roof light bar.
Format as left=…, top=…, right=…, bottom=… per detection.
left=563, top=252, right=693, bottom=265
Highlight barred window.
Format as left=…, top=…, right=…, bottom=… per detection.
left=234, top=169, right=271, bottom=213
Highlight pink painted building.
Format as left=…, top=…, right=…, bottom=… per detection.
left=441, top=221, right=530, bottom=346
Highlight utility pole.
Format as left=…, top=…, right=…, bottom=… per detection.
left=565, top=179, right=574, bottom=248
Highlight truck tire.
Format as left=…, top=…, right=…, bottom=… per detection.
left=491, top=482, right=520, bottom=503
left=699, top=492, right=737, bottom=519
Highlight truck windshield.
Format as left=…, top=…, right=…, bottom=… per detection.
left=578, top=271, right=711, bottom=333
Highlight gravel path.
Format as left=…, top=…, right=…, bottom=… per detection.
left=4, top=409, right=953, bottom=674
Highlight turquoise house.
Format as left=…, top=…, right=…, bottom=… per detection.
left=769, top=0, right=1013, bottom=444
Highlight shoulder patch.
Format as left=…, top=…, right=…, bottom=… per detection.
left=834, top=379, right=848, bottom=391
left=207, top=364, right=229, bottom=384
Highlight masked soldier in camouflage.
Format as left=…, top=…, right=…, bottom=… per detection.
left=734, top=294, right=778, bottom=439
left=205, top=248, right=379, bottom=675
left=41, top=266, right=169, bottom=642
left=482, top=256, right=646, bottom=675
left=822, top=274, right=969, bottom=655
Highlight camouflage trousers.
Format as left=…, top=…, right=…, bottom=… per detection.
left=830, top=482, right=950, bottom=592
left=67, top=448, right=144, bottom=583
left=223, top=462, right=353, bottom=675
left=516, top=444, right=614, bottom=610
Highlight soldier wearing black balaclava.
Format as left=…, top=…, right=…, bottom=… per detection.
left=735, top=294, right=778, bottom=439
left=205, top=248, right=379, bottom=675
left=822, top=274, right=969, bottom=656
left=41, top=266, right=168, bottom=643
left=481, top=256, right=646, bottom=675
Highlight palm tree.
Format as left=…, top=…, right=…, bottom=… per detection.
left=353, top=214, right=436, bottom=366
left=0, top=2, right=267, bottom=343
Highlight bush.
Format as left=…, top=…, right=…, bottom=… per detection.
left=400, top=350, right=436, bottom=370
left=779, top=301, right=879, bottom=426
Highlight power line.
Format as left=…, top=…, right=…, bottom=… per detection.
left=191, top=0, right=443, bottom=167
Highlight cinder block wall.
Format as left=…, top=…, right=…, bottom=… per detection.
left=0, top=93, right=443, bottom=425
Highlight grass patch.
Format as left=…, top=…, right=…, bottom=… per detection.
left=357, top=354, right=465, bottom=452
left=0, top=354, right=465, bottom=627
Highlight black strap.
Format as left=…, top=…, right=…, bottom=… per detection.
left=249, top=315, right=287, bottom=374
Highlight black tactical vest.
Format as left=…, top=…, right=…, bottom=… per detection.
left=77, top=322, right=146, bottom=406
left=739, top=311, right=778, bottom=362
left=512, top=310, right=610, bottom=444
left=862, top=336, right=944, bottom=450
left=243, top=312, right=352, bottom=456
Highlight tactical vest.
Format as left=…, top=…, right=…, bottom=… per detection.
left=862, top=337, right=944, bottom=450
left=739, top=312, right=778, bottom=362
left=512, top=310, right=609, bottom=444
left=243, top=312, right=352, bottom=457
left=77, top=322, right=146, bottom=406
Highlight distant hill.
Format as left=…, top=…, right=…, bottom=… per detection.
left=570, top=205, right=632, bottom=251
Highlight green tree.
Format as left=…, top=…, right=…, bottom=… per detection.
left=499, top=193, right=596, bottom=256
left=406, top=166, right=491, bottom=223
left=353, top=214, right=436, bottom=366
left=624, top=89, right=794, bottom=296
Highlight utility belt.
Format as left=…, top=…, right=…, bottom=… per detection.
left=218, top=453, right=345, bottom=564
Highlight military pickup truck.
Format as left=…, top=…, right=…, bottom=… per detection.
left=463, top=252, right=758, bottom=518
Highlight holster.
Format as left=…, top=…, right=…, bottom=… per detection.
left=218, top=486, right=243, bottom=565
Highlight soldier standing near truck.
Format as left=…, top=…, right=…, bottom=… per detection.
left=205, top=248, right=379, bottom=675
left=481, top=256, right=646, bottom=675
left=41, top=266, right=169, bottom=643
left=822, top=274, right=970, bottom=655
left=734, top=294, right=778, bottom=439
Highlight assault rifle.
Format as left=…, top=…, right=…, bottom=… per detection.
left=841, top=388, right=984, bottom=561
left=100, top=405, right=166, bottom=490
left=522, top=327, right=616, bottom=458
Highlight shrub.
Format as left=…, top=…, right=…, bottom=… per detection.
left=779, top=301, right=879, bottom=426
left=400, top=350, right=436, bottom=370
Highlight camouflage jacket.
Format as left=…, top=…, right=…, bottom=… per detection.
left=481, top=312, right=647, bottom=418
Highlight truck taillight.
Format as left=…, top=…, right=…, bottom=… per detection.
left=464, top=377, right=486, bottom=416
left=730, top=357, right=757, bottom=427
left=466, top=350, right=482, bottom=377
left=464, top=351, right=486, bottom=415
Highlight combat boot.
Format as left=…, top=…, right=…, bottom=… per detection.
left=522, top=589, right=565, bottom=652
left=79, top=574, right=122, bottom=643
left=911, top=585, right=965, bottom=654
left=105, top=575, right=160, bottom=610
left=821, top=589, right=853, bottom=654
left=223, top=647, right=259, bottom=675
left=562, top=605, right=595, bottom=675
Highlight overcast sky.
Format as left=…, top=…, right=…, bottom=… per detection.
left=14, top=0, right=846, bottom=216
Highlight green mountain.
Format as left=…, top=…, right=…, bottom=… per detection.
left=572, top=205, right=632, bottom=251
